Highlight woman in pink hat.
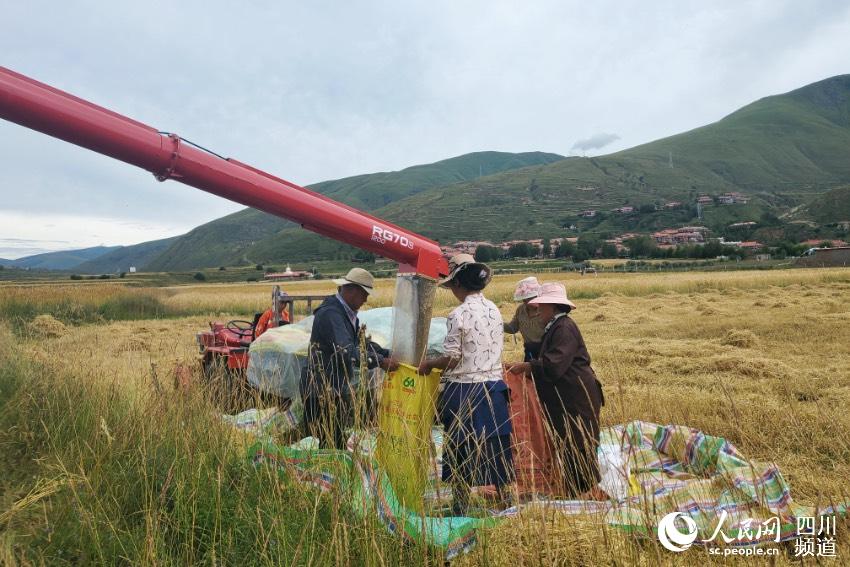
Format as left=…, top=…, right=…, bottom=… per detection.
left=503, top=276, right=545, bottom=362
left=507, top=282, right=604, bottom=498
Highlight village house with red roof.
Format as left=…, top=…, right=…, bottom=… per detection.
left=652, top=226, right=709, bottom=245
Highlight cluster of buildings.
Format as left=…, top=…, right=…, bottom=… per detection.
left=438, top=188, right=845, bottom=260
left=578, top=197, right=708, bottom=219
left=442, top=237, right=580, bottom=257
left=719, top=192, right=751, bottom=204
left=652, top=226, right=709, bottom=246
left=446, top=227, right=742, bottom=257
left=698, top=192, right=751, bottom=206
left=441, top=231, right=850, bottom=260
left=587, top=193, right=750, bottom=212
left=719, top=240, right=765, bottom=251
left=445, top=230, right=720, bottom=257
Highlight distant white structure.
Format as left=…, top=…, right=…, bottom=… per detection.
left=264, top=264, right=313, bottom=280
left=129, top=266, right=136, bottom=273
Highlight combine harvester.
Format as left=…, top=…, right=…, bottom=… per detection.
left=0, top=66, right=448, bottom=369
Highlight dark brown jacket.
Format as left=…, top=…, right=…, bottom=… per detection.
left=529, top=314, right=603, bottom=427
left=529, top=314, right=604, bottom=495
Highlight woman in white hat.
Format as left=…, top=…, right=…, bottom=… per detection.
left=418, top=254, right=514, bottom=513
left=503, top=276, right=545, bottom=361
left=507, top=282, right=604, bottom=498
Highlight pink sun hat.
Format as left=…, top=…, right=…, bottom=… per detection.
left=513, top=276, right=541, bottom=301
left=528, top=282, right=577, bottom=309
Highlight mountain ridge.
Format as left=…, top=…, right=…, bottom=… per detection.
left=4, top=246, right=122, bottom=270
left=10, top=75, right=850, bottom=271
left=75, top=237, right=181, bottom=273
left=144, top=151, right=564, bottom=270
left=373, top=74, right=850, bottom=245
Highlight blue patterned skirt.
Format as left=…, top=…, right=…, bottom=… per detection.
left=439, top=380, right=514, bottom=487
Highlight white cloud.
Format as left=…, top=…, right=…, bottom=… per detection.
left=0, top=210, right=185, bottom=259
left=572, top=134, right=621, bottom=152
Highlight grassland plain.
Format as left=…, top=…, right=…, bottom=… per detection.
left=1, top=268, right=850, bottom=565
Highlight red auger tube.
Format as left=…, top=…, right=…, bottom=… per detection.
left=0, top=66, right=448, bottom=280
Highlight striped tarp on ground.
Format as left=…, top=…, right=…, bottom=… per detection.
left=246, top=420, right=847, bottom=557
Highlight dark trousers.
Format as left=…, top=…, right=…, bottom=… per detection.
left=302, top=392, right=351, bottom=450
left=551, top=413, right=601, bottom=496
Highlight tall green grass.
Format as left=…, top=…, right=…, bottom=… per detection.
left=8, top=294, right=178, bottom=324
left=0, top=287, right=207, bottom=334
left=0, top=327, right=415, bottom=565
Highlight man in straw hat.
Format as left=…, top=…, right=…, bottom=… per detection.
left=503, top=276, right=546, bottom=361
left=301, top=268, right=399, bottom=449
left=506, top=282, right=605, bottom=498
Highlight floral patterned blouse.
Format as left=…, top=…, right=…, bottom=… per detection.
left=442, top=292, right=504, bottom=383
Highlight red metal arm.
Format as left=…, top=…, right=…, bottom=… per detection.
left=0, top=66, right=449, bottom=280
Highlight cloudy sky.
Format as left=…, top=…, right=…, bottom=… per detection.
left=1, top=0, right=849, bottom=258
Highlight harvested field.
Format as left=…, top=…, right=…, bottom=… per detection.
left=1, top=267, right=849, bottom=564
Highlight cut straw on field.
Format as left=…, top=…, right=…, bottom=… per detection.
left=1, top=267, right=849, bottom=565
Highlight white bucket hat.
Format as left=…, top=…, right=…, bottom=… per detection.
left=513, top=276, right=541, bottom=301
left=333, top=267, right=375, bottom=295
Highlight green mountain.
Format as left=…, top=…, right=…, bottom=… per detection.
left=145, top=151, right=564, bottom=270
left=82, top=75, right=850, bottom=271
left=794, top=185, right=850, bottom=225
left=376, top=75, right=850, bottom=243
left=141, top=209, right=287, bottom=271
left=8, top=246, right=121, bottom=270
left=75, top=237, right=180, bottom=273
left=309, top=151, right=566, bottom=210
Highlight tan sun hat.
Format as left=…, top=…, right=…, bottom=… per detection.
left=528, top=282, right=577, bottom=309
left=333, top=267, right=375, bottom=295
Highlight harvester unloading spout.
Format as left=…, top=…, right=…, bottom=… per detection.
left=0, top=66, right=448, bottom=363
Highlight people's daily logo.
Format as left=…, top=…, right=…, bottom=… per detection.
left=657, top=512, right=698, bottom=552
left=656, top=511, right=835, bottom=558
